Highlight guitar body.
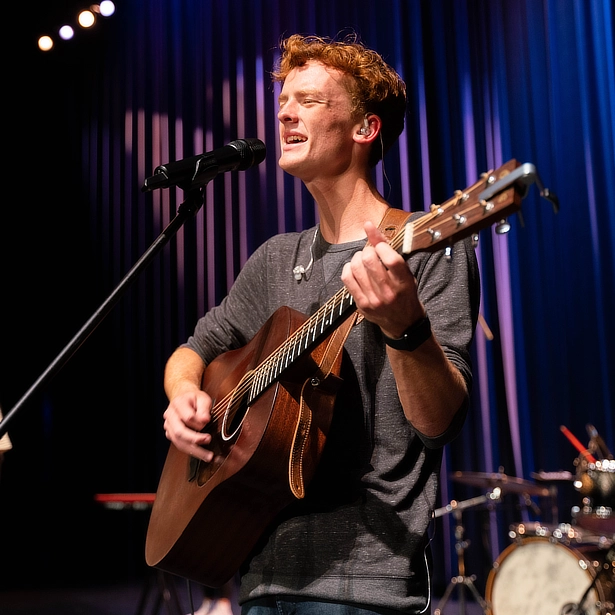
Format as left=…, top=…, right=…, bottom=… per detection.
left=145, top=305, right=346, bottom=587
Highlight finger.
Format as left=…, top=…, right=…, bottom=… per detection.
left=163, top=399, right=211, bottom=443
left=364, top=220, right=388, bottom=247
left=163, top=412, right=214, bottom=461
left=372, top=241, right=412, bottom=283
left=345, top=251, right=392, bottom=311
left=346, top=249, right=381, bottom=295
left=184, top=432, right=214, bottom=463
left=177, top=392, right=212, bottom=430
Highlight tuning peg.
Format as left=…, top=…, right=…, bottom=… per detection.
left=430, top=204, right=444, bottom=215
left=495, top=219, right=511, bottom=234
left=427, top=228, right=442, bottom=241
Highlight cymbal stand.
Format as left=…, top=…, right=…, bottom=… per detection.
left=434, top=491, right=499, bottom=615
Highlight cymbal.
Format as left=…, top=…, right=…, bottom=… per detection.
left=451, top=471, right=551, bottom=497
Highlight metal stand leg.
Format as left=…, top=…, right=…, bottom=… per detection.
left=434, top=510, right=491, bottom=615
left=135, top=569, right=183, bottom=615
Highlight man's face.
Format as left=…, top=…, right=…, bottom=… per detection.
left=277, top=60, right=360, bottom=182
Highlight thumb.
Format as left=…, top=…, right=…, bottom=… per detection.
left=364, top=220, right=389, bottom=246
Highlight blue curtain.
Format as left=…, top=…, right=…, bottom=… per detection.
left=2, top=0, right=613, bottom=597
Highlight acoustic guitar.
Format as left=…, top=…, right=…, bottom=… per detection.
left=145, top=159, right=525, bottom=586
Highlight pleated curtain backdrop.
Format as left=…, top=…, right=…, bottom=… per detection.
left=2, top=0, right=613, bottom=595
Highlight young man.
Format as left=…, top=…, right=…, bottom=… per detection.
left=162, top=34, right=480, bottom=614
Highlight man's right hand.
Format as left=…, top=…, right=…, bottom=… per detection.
left=163, top=387, right=215, bottom=462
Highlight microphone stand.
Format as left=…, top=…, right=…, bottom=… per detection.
left=0, top=187, right=205, bottom=438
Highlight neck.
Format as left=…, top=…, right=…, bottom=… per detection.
left=306, top=174, right=390, bottom=244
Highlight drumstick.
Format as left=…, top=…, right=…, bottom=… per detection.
left=560, top=425, right=597, bottom=463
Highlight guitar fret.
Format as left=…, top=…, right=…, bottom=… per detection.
left=263, top=363, right=273, bottom=390
left=274, top=354, right=282, bottom=378
left=249, top=375, right=258, bottom=402
left=286, top=341, right=293, bottom=366
left=254, top=370, right=264, bottom=399
left=329, top=311, right=336, bottom=327
left=284, top=336, right=297, bottom=368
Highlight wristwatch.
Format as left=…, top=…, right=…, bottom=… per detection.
left=382, top=316, right=432, bottom=351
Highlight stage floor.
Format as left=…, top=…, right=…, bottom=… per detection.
left=0, top=579, right=486, bottom=615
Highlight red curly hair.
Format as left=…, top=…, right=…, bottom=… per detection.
left=272, top=33, right=407, bottom=167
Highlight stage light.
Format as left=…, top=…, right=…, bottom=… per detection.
left=78, top=10, right=96, bottom=28
left=38, top=36, right=54, bottom=51
left=99, top=1, right=115, bottom=17
left=37, top=3, right=116, bottom=51
left=59, top=25, right=75, bottom=40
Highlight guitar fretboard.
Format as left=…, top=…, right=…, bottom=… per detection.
left=249, top=288, right=356, bottom=402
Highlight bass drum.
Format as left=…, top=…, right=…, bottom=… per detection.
left=486, top=538, right=614, bottom=615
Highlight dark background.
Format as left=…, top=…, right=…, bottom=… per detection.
left=1, top=0, right=613, bottom=600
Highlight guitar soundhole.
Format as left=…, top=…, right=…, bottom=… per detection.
left=221, top=386, right=250, bottom=441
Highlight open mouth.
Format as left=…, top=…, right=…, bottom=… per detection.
left=285, top=135, right=307, bottom=144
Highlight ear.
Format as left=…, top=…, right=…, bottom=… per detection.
left=353, top=114, right=381, bottom=144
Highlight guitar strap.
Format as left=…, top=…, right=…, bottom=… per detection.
left=288, top=207, right=413, bottom=499
left=377, top=206, right=414, bottom=241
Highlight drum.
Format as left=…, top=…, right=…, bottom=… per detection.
left=575, top=458, right=615, bottom=536
left=575, top=459, right=615, bottom=507
left=486, top=537, right=614, bottom=615
left=507, top=521, right=613, bottom=548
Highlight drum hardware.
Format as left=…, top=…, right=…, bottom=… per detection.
left=507, top=521, right=611, bottom=549
left=568, top=425, right=615, bottom=539
left=573, top=504, right=615, bottom=538
left=574, top=459, right=615, bottom=503
left=563, top=546, right=615, bottom=615
left=586, top=424, right=614, bottom=461
left=433, top=488, right=500, bottom=615
left=452, top=467, right=557, bottom=524
left=532, top=470, right=575, bottom=482
left=451, top=469, right=552, bottom=497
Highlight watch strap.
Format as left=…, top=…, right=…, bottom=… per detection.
left=382, top=316, right=432, bottom=351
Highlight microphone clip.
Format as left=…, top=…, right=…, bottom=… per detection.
left=293, top=265, right=305, bottom=281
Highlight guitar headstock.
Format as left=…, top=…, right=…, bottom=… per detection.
left=392, top=159, right=525, bottom=256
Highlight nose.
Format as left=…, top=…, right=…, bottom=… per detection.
left=277, top=99, right=297, bottom=123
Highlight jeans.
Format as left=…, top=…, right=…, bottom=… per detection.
left=241, top=597, right=404, bottom=615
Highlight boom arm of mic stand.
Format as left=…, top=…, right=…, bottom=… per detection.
left=0, top=188, right=205, bottom=438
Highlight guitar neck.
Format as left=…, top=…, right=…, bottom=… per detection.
left=248, top=159, right=523, bottom=402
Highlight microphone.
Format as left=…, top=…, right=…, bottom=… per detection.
left=142, top=138, right=266, bottom=192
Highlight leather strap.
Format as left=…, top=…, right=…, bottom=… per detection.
left=288, top=312, right=356, bottom=499
left=288, top=208, right=413, bottom=498
left=377, top=207, right=413, bottom=240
